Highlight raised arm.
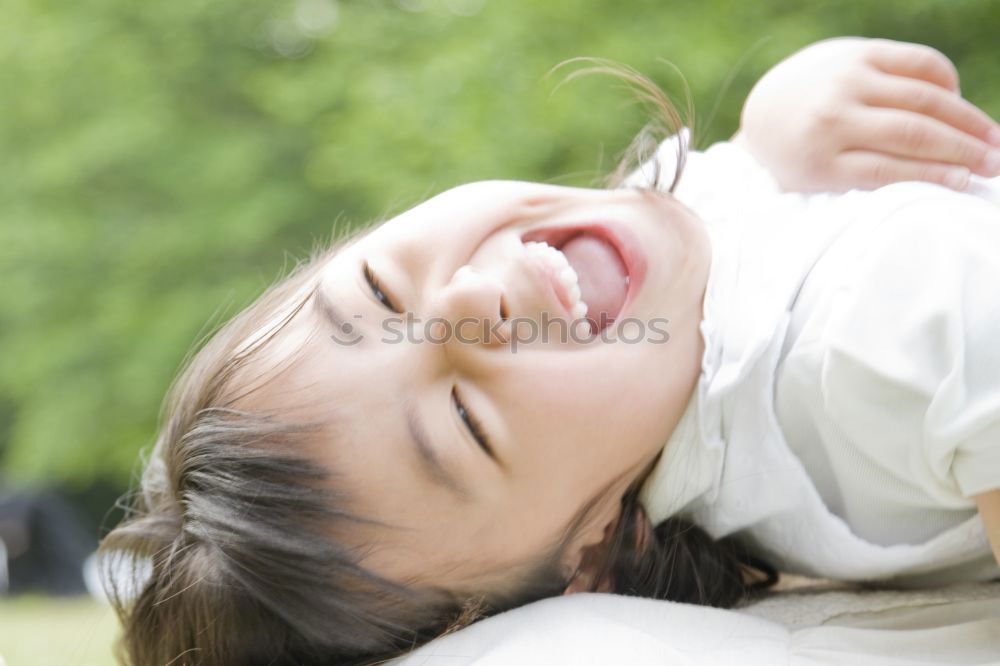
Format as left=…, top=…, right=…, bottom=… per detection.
left=736, top=37, right=1000, bottom=193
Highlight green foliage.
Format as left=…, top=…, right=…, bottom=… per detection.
left=0, top=596, right=118, bottom=665
left=2, top=0, right=998, bottom=490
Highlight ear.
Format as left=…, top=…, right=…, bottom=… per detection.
left=561, top=505, right=623, bottom=596
left=561, top=499, right=654, bottom=596
left=562, top=540, right=615, bottom=594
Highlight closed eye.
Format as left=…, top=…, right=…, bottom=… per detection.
left=363, top=261, right=402, bottom=313
left=452, top=386, right=497, bottom=461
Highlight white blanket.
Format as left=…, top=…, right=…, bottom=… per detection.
left=393, top=582, right=1000, bottom=665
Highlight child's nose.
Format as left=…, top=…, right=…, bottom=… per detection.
left=431, top=265, right=508, bottom=345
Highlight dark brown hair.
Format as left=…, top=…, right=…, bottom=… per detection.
left=584, top=487, right=778, bottom=607
left=100, top=64, right=776, bottom=666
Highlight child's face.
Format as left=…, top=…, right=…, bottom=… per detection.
left=286, top=180, right=711, bottom=589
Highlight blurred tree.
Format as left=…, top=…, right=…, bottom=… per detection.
left=1, top=0, right=998, bottom=514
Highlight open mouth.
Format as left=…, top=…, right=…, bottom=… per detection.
left=521, top=224, right=641, bottom=334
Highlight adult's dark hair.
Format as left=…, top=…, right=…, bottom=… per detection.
left=99, top=65, right=777, bottom=666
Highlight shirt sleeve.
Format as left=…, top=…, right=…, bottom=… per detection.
left=818, top=188, right=1000, bottom=500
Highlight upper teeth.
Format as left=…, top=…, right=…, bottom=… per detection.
left=524, top=241, right=589, bottom=320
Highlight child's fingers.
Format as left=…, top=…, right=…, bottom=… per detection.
left=863, top=39, right=960, bottom=92
left=864, top=75, right=1000, bottom=147
left=843, top=108, right=1000, bottom=177
left=834, top=150, right=971, bottom=191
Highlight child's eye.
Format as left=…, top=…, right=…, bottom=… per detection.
left=452, top=386, right=497, bottom=461
left=363, top=262, right=403, bottom=313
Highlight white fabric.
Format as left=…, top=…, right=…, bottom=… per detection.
left=637, top=134, right=1000, bottom=584
left=775, top=190, right=1000, bottom=546
left=742, top=580, right=1000, bottom=630
left=392, top=584, right=1000, bottom=665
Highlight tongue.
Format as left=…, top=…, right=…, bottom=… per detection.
left=561, top=234, right=628, bottom=331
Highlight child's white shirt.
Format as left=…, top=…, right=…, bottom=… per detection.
left=634, top=133, right=1000, bottom=584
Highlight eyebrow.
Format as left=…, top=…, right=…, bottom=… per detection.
left=406, top=400, right=472, bottom=503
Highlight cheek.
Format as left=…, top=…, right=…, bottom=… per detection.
left=510, top=354, right=683, bottom=473
left=537, top=346, right=684, bottom=422
left=513, top=393, right=653, bottom=490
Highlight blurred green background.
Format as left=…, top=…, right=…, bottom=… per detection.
left=1, top=0, right=999, bottom=663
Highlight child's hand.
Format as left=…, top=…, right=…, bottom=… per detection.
left=736, top=37, right=1000, bottom=193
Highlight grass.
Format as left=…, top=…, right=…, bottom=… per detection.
left=0, top=596, right=119, bottom=666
